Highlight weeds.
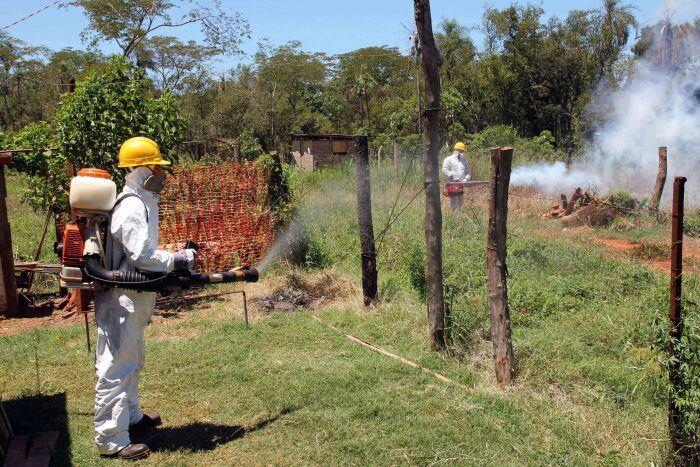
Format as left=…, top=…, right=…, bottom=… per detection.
left=686, top=209, right=700, bottom=238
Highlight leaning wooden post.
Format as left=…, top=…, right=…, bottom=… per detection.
left=414, top=0, right=446, bottom=350
left=649, top=147, right=668, bottom=215
left=0, top=152, right=18, bottom=317
left=354, top=135, right=378, bottom=305
left=669, top=176, right=686, bottom=453
left=487, top=147, right=515, bottom=384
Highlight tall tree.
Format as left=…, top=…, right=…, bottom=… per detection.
left=0, top=33, right=49, bottom=131
left=590, top=0, right=638, bottom=80
left=435, top=19, right=476, bottom=83
left=68, top=0, right=249, bottom=58
left=333, top=47, right=412, bottom=135
left=135, top=36, right=216, bottom=92
left=252, top=41, right=329, bottom=147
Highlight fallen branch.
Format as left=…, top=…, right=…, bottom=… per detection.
left=310, top=314, right=470, bottom=391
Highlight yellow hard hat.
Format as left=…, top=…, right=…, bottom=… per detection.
left=453, top=142, right=466, bottom=152
left=118, top=137, right=171, bottom=168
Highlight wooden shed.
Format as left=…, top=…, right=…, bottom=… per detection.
left=290, top=133, right=355, bottom=171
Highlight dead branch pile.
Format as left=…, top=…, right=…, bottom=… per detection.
left=543, top=188, right=620, bottom=227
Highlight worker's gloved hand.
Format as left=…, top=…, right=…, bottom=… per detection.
left=173, top=249, right=197, bottom=270
left=463, top=175, right=471, bottom=182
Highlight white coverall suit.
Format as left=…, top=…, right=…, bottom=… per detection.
left=94, top=167, right=176, bottom=455
left=442, top=150, right=471, bottom=211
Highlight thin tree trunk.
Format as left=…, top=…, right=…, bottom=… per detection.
left=649, top=147, right=667, bottom=215
left=414, top=0, right=446, bottom=351
left=487, top=147, right=515, bottom=384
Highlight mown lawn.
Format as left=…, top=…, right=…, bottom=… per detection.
left=0, top=165, right=681, bottom=465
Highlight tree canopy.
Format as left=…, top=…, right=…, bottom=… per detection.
left=2, top=1, right=698, bottom=155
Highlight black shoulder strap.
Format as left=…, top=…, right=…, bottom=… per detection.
left=112, top=193, right=148, bottom=222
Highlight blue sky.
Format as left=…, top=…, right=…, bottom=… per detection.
left=1, top=0, right=692, bottom=72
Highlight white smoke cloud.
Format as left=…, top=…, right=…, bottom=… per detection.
left=510, top=14, right=700, bottom=205
left=510, top=161, right=600, bottom=195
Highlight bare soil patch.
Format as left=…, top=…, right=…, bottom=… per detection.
left=592, top=237, right=700, bottom=274
left=0, top=294, right=91, bottom=337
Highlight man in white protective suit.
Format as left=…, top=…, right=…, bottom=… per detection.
left=94, top=136, right=196, bottom=460
left=441, top=141, right=471, bottom=211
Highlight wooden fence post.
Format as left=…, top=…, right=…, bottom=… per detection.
left=0, top=154, right=18, bottom=317
left=354, top=135, right=377, bottom=305
left=487, top=147, right=515, bottom=384
left=669, top=176, right=686, bottom=454
left=649, top=147, right=668, bottom=215
left=393, top=142, right=399, bottom=177
left=414, top=0, right=446, bottom=351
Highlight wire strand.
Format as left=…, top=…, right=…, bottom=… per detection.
left=1, top=0, right=63, bottom=31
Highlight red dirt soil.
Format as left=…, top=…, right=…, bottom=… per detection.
left=594, top=237, right=639, bottom=252
left=594, top=237, right=700, bottom=274
left=0, top=309, right=87, bottom=337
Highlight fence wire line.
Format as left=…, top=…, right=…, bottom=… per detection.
left=1, top=0, right=62, bottom=30
left=507, top=189, right=674, bottom=217
left=375, top=147, right=421, bottom=249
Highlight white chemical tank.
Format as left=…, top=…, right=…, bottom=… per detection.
left=69, top=168, right=117, bottom=212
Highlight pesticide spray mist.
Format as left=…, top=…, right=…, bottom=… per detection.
left=511, top=4, right=700, bottom=205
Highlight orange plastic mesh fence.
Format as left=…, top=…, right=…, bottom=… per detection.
left=158, top=162, right=274, bottom=272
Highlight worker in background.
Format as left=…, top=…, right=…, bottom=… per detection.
left=442, top=141, right=471, bottom=211
left=94, top=137, right=196, bottom=460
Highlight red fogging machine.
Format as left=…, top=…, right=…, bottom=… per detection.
left=56, top=168, right=259, bottom=299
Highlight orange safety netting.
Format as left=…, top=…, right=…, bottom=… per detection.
left=159, top=162, right=274, bottom=272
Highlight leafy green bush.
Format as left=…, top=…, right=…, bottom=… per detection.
left=685, top=210, right=700, bottom=238
left=466, top=124, right=518, bottom=148
left=287, top=227, right=331, bottom=268
left=461, top=126, right=568, bottom=180
left=608, top=191, right=638, bottom=212
left=406, top=244, right=427, bottom=300
left=55, top=56, right=187, bottom=206
left=238, top=129, right=265, bottom=161
left=2, top=122, right=64, bottom=210
left=653, top=277, right=700, bottom=459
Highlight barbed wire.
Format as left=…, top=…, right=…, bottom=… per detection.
left=1, top=0, right=63, bottom=31
left=507, top=189, right=672, bottom=217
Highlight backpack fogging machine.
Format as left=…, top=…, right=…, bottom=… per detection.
left=55, top=168, right=259, bottom=348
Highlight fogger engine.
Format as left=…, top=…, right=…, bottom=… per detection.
left=56, top=168, right=259, bottom=295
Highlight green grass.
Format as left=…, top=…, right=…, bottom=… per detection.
left=1, top=164, right=674, bottom=464
left=6, top=172, right=60, bottom=293
left=6, top=172, right=57, bottom=264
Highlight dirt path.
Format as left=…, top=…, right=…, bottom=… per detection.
left=0, top=308, right=87, bottom=337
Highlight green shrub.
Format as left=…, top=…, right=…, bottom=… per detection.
left=685, top=210, right=700, bottom=238
left=653, top=277, right=700, bottom=459
left=2, top=122, right=62, bottom=210
left=406, top=244, right=427, bottom=300
left=55, top=56, right=186, bottom=211
left=607, top=191, right=638, bottom=212
left=444, top=281, right=488, bottom=358
left=288, top=227, right=331, bottom=268
left=238, top=129, right=265, bottom=161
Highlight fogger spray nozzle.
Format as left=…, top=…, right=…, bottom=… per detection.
left=204, top=266, right=259, bottom=284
